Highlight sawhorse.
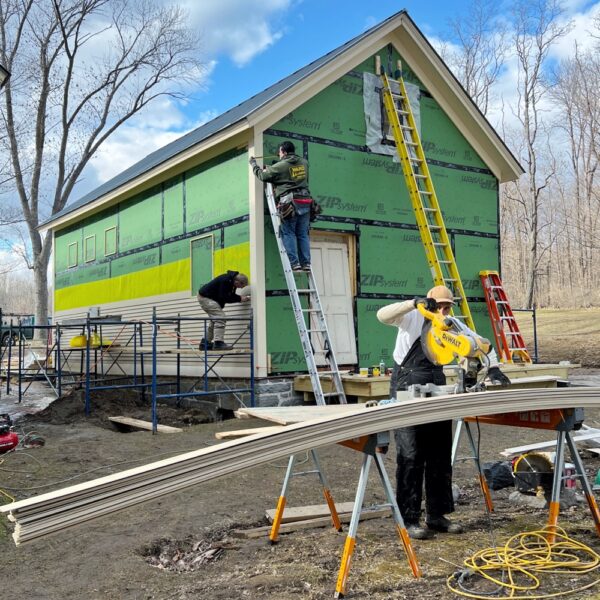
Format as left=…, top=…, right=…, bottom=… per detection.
left=453, top=408, right=600, bottom=540
left=269, top=432, right=421, bottom=599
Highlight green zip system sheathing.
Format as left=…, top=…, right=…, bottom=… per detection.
left=54, top=150, right=250, bottom=312
left=265, top=47, right=499, bottom=373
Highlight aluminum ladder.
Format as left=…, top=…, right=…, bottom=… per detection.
left=380, top=65, right=475, bottom=330
left=479, top=270, right=532, bottom=363
left=265, top=183, right=346, bottom=405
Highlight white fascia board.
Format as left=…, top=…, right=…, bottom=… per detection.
left=41, top=122, right=250, bottom=234
left=248, top=131, right=268, bottom=378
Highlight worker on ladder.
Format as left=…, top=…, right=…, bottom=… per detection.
left=377, top=285, right=511, bottom=539
left=250, top=141, right=314, bottom=272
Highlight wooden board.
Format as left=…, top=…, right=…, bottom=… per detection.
left=215, top=426, right=285, bottom=439
left=135, top=346, right=250, bottom=355
left=235, top=405, right=367, bottom=425
left=108, top=416, right=182, bottom=433
left=232, top=508, right=390, bottom=539
left=265, top=502, right=356, bottom=523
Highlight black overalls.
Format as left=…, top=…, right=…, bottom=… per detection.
left=389, top=333, right=455, bottom=524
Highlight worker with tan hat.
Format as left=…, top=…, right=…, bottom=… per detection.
left=377, top=285, right=509, bottom=540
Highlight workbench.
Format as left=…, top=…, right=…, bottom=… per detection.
left=293, top=374, right=391, bottom=403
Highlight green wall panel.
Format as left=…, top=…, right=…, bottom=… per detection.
left=111, top=248, right=160, bottom=278
left=454, top=234, right=499, bottom=298
left=264, top=220, right=286, bottom=291
left=354, top=48, right=425, bottom=89
left=225, top=221, right=249, bottom=246
left=119, top=187, right=161, bottom=252
left=81, top=208, right=118, bottom=260
left=55, top=262, right=110, bottom=290
left=186, top=152, right=248, bottom=232
left=308, top=143, right=414, bottom=223
left=421, top=96, right=486, bottom=170
left=430, top=165, right=498, bottom=234
left=164, top=176, right=184, bottom=239
left=359, top=226, right=430, bottom=296
left=191, top=235, right=213, bottom=294
left=273, top=74, right=366, bottom=145
left=162, top=238, right=190, bottom=265
left=356, top=298, right=397, bottom=371
left=266, top=296, right=308, bottom=373
left=55, top=226, right=82, bottom=272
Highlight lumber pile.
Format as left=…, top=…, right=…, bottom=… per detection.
left=2, top=387, right=600, bottom=546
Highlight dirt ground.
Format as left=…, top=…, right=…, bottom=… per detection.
left=3, top=322, right=600, bottom=599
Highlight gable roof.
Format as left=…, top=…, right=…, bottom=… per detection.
left=41, top=10, right=523, bottom=231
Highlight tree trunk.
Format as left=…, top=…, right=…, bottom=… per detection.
left=33, top=259, right=48, bottom=338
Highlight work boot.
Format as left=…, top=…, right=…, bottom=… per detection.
left=291, top=264, right=302, bottom=272
left=212, top=341, right=233, bottom=351
left=301, top=263, right=311, bottom=272
left=199, top=338, right=213, bottom=350
left=405, top=522, right=433, bottom=540
left=426, top=515, right=463, bottom=534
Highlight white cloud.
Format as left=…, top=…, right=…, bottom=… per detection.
left=550, top=2, right=600, bottom=60
left=177, top=0, right=293, bottom=66
left=87, top=108, right=219, bottom=184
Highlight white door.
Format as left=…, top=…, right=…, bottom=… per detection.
left=310, top=235, right=357, bottom=365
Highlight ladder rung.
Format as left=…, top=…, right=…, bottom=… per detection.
left=307, top=328, right=326, bottom=333
left=443, top=278, right=458, bottom=282
left=419, top=190, right=432, bottom=195
left=322, top=392, right=342, bottom=397
left=433, top=242, right=448, bottom=247
left=496, top=301, right=508, bottom=304
left=414, top=174, right=427, bottom=179
left=301, top=308, right=321, bottom=313
left=509, top=346, right=527, bottom=351
left=423, top=207, right=437, bottom=212
left=499, top=316, right=516, bottom=321
left=296, top=288, right=315, bottom=293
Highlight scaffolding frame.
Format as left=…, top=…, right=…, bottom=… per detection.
left=0, top=312, right=255, bottom=432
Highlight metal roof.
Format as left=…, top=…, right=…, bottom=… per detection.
left=42, top=10, right=405, bottom=228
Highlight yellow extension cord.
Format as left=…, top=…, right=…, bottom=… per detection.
left=447, top=525, right=600, bottom=599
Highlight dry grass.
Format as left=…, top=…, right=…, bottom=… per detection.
left=514, top=308, right=600, bottom=367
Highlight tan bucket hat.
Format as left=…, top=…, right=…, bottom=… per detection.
left=426, top=285, right=455, bottom=305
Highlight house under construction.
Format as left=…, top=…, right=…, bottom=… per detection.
left=38, top=10, right=523, bottom=404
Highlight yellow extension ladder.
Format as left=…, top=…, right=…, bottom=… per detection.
left=380, top=65, right=475, bottom=331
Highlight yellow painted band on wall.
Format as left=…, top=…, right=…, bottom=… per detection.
left=54, top=241, right=251, bottom=311
left=213, top=243, right=250, bottom=277
left=55, top=259, right=190, bottom=311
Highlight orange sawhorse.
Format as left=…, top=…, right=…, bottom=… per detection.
left=268, top=432, right=421, bottom=599
left=463, top=408, right=600, bottom=542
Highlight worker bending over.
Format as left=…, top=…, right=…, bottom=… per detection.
left=377, top=285, right=510, bottom=539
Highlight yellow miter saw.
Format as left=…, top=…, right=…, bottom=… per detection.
left=416, top=303, right=492, bottom=366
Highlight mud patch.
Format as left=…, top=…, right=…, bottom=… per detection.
left=22, top=387, right=214, bottom=429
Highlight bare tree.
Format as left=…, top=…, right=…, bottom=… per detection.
left=441, top=0, right=509, bottom=115
left=0, top=0, right=203, bottom=330
left=502, top=0, right=572, bottom=308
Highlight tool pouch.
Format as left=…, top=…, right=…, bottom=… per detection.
left=277, top=192, right=296, bottom=221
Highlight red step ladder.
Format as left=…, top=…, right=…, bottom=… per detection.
left=479, top=270, right=532, bottom=364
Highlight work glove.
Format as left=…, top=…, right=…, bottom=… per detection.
left=487, top=366, right=511, bottom=387
left=249, top=157, right=258, bottom=168
left=414, top=297, right=437, bottom=312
